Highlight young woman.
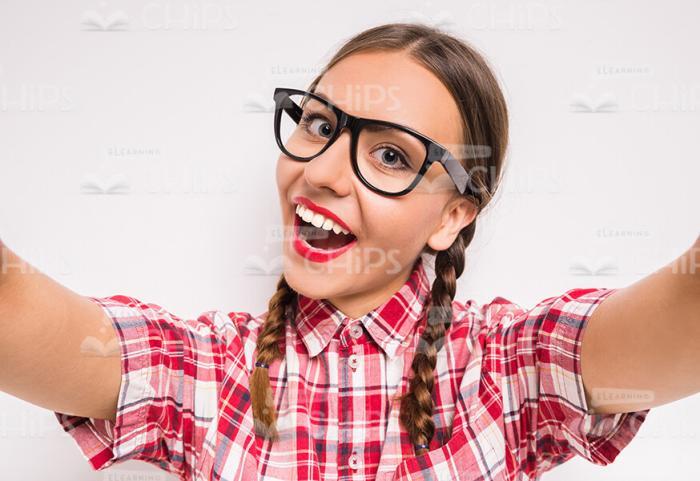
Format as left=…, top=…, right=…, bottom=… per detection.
left=1, top=22, right=698, bottom=481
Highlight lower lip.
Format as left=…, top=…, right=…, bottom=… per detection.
left=292, top=210, right=358, bottom=263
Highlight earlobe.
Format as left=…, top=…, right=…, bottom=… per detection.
left=426, top=230, right=451, bottom=252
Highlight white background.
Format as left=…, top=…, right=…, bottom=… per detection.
left=0, top=0, right=698, bottom=480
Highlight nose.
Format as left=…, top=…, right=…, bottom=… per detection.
left=303, top=129, right=354, bottom=196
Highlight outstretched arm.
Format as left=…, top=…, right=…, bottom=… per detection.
left=581, top=235, right=700, bottom=414
left=0, top=240, right=122, bottom=420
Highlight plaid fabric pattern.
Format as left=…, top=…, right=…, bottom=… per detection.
left=54, top=256, right=650, bottom=480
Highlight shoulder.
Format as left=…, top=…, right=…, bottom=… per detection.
left=90, top=293, right=268, bottom=356
left=206, top=308, right=267, bottom=345
left=444, top=287, right=618, bottom=366
left=448, top=294, right=525, bottom=339
left=90, top=294, right=277, bottom=381
left=211, top=308, right=270, bottom=372
left=454, top=287, right=618, bottom=336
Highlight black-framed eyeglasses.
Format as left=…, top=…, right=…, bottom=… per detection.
left=272, top=87, right=487, bottom=200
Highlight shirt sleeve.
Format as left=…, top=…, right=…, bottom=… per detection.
left=53, top=294, right=257, bottom=481
left=482, top=287, right=650, bottom=476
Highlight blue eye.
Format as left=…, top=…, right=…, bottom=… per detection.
left=373, top=145, right=411, bottom=171
left=300, top=113, right=334, bottom=138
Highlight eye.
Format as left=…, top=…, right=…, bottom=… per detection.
left=300, top=112, right=334, bottom=139
left=373, top=145, right=411, bottom=170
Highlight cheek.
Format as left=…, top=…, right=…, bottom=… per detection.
left=363, top=205, right=430, bottom=258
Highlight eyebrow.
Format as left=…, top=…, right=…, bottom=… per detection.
left=311, top=90, right=335, bottom=105
left=311, top=90, right=401, bottom=123
left=311, top=88, right=426, bottom=138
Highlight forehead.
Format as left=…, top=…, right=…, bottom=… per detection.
left=314, top=50, right=463, bottom=151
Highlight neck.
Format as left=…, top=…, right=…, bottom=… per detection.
left=326, top=259, right=417, bottom=320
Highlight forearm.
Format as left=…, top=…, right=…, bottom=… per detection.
left=0, top=241, right=122, bottom=420
left=581, top=236, right=700, bottom=413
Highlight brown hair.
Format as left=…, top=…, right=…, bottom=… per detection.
left=251, top=22, right=509, bottom=454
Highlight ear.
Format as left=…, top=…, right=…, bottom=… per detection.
left=426, top=197, right=478, bottom=252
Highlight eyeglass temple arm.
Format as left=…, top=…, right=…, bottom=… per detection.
left=441, top=152, right=470, bottom=196
left=441, top=144, right=492, bottom=202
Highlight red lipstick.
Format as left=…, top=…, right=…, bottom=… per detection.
left=291, top=196, right=357, bottom=263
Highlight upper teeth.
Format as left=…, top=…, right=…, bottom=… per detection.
left=296, top=204, right=351, bottom=235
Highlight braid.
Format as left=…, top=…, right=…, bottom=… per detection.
left=399, top=220, right=477, bottom=455
left=251, top=273, right=297, bottom=441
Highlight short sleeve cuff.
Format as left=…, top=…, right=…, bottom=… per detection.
left=54, top=296, right=154, bottom=471
left=548, top=287, right=651, bottom=466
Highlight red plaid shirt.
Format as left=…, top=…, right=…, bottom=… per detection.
left=54, top=256, right=650, bottom=481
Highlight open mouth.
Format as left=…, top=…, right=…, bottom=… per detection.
left=294, top=204, right=357, bottom=251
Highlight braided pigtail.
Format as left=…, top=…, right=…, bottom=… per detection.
left=251, top=274, right=297, bottom=441
left=399, top=220, right=477, bottom=454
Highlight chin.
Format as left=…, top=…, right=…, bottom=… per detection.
left=282, top=266, right=340, bottom=300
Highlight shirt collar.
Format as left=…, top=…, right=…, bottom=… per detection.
left=293, top=256, right=431, bottom=359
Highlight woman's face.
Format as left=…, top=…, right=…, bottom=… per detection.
left=276, top=50, right=476, bottom=318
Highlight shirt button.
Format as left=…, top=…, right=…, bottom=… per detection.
left=348, top=354, right=359, bottom=370
left=349, top=324, right=363, bottom=339
left=349, top=452, right=360, bottom=470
